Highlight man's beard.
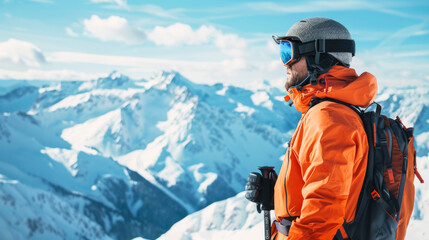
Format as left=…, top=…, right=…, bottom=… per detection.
left=285, top=69, right=308, bottom=90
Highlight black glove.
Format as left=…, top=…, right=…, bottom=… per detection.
left=245, top=172, right=262, bottom=203
left=245, top=170, right=277, bottom=212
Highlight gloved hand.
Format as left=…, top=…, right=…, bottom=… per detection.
left=245, top=170, right=277, bottom=212
left=245, top=172, right=262, bottom=203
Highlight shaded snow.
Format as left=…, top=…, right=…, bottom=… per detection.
left=251, top=91, right=273, bottom=110
left=158, top=192, right=266, bottom=240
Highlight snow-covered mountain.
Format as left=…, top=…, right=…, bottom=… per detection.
left=0, top=110, right=187, bottom=240
left=375, top=86, right=429, bottom=155
left=0, top=71, right=299, bottom=239
left=0, top=71, right=427, bottom=240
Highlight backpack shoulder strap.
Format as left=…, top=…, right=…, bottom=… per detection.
left=309, top=97, right=363, bottom=116
left=309, top=97, right=383, bottom=117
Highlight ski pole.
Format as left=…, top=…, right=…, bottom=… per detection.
left=258, top=166, right=274, bottom=240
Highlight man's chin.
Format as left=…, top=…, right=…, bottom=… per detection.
left=285, top=76, right=307, bottom=90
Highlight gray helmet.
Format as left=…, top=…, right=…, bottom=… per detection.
left=284, top=17, right=353, bottom=66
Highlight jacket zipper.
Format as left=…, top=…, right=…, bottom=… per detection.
left=283, top=106, right=312, bottom=218
left=284, top=141, right=292, bottom=217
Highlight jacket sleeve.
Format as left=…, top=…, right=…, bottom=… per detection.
left=287, top=105, right=365, bottom=240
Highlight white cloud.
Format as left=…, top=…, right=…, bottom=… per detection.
left=0, top=39, right=46, bottom=67
left=79, top=18, right=246, bottom=56
left=148, top=23, right=246, bottom=57
left=83, top=15, right=146, bottom=44
left=391, top=50, right=429, bottom=58
left=148, top=23, right=214, bottom=46
left=350, top=22, right=429, bottom=87
left=400, top=70, right=412, bottom=77
left=221, top=58, right=247, bottom=74
left=352, top=52, right=429, bottom=87
left=1, top=49, right=285, bottom=89
left=90, top=0, right=126, bottom=6
left=268, top=60, right=282, bottom=71
left=376, top=23, right=426, bottom=49
left=267, top=39, right=278, bottom=54
left=0, top=68, right=103, bottom=81
left=43, top=51, right=257, bottom=86
left=46, top=51, right=220, bottom=70
left=414, top=30, right=429, bottom=36
left=65, top=27, right=78, bottom=37
left=214, top=33, right=246, bottom=57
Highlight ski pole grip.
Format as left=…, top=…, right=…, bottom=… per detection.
left=258, top=166, right=274, bottom=178
left=258, top=166, right=274, bottom=210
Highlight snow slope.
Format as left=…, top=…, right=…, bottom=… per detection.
left=157, top=192, right=266, bottom=240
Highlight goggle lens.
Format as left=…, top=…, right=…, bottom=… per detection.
left=280, top=40, right=293, bottom=65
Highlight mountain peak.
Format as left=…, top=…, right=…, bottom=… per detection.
left=147, top=71, right=195, bottom=91
left=100, top=71, right=129, bottom=84
left=108, top=70, right=123, bottom=80
left=78, top=71, right=132, bottom=90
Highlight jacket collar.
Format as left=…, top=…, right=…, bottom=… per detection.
left=285, top=65, right=378, bottom=114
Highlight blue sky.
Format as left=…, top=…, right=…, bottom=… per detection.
left=1, top=0, right=429, bottom=88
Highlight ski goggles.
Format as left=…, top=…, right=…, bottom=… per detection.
left=279, top=40, right=299, bottom=66
left=273, top=34, right=356, bottom=66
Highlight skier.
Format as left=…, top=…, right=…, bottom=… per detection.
left=247, top=17, right=376, bottom=239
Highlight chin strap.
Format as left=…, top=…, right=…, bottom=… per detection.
left=306, top=56, right=319, bottom=86
left=292, top=54, right=339, bottom=90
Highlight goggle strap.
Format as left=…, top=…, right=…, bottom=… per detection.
left=298, top=39, right=355, bottom=56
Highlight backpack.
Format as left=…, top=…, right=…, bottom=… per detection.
left=310, top=97, right=424, bottom=240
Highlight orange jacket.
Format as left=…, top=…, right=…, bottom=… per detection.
left=273, top=65, right=377, bottom=240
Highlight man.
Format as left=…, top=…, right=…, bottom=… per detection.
left=247, top=17, right=378, bottom=239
